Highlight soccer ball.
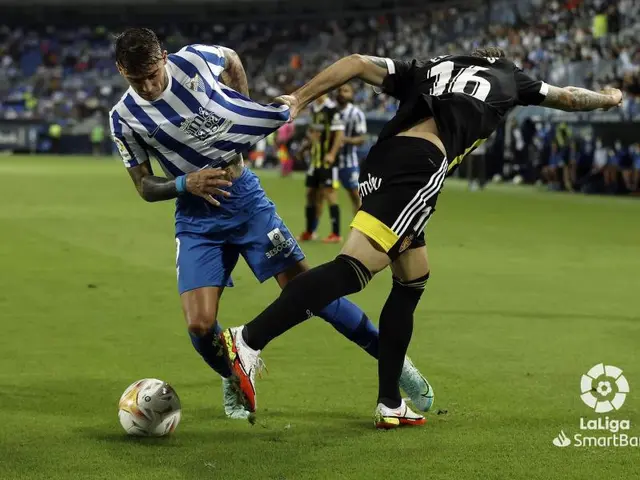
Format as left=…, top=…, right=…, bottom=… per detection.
left=118, top=378, right=181, bottom=436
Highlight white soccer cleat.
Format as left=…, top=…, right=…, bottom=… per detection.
left=220, top=326, right=263, bottom=412
left=399, top=356, right=434, bottom=412
left=374, top=399, right=426, bottom=429
left=222, top=376, right=251, bottom=420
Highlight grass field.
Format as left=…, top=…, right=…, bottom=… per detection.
left=1, top=156, right=640, bottom=480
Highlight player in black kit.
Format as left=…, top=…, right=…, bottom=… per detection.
left=221, top=47, right=623, bottom=428
left=298, top=95, right=345, bottom=243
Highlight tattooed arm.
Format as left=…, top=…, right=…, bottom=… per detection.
left=277, top=55, right=391, bottom=119
left=219, top=47, right=250, bottom=96
left=128, top=162, right=178, bottom=202
left=542, top=85, right=622, bottom=112
left=127, top=161, right=232, bottom=206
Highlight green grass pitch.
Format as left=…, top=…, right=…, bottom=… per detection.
left=1, top=156, right=639, bottom=479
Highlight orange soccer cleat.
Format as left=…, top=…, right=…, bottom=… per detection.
left=322, top=233, right=343, bottom=243
left=298, top=231, right=317, bottom=241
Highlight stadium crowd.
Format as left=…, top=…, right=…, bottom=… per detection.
left=1, top=0, right=639, bottom=120
left=0, top=0, right=638, bottom=195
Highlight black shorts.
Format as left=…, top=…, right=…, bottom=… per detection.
left=305, top=165, right=339, bottom=189
left=350, top=137, right=447, bottom=260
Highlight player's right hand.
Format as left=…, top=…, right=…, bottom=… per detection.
left=186, top=169, right=232, bottom=207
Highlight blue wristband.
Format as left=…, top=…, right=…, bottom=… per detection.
left=175, top=175, right=187, bottom=194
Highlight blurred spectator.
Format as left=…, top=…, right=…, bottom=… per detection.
left=542, top=141, right=563, bottom=190
left=90, top=122, right=105, bottom=156
left=1, top=0, right=639, bottom=123
left=630, top=143, right=640, bottom=193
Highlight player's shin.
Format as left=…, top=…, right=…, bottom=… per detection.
left=305, top=205, right=318, bottom=234
left=189, top=323, right=233, bottom=378
left=243, top=254, right=373, bottom=351
left=319, top=298, right=379, bottom=358
left=378, top=274, right=429, bottom=408
left=329, top=204, right=340, bottom=236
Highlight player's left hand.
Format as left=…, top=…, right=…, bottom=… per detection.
left=601, top=87, right=623, bottom=110
left=324, top=152, right=336, bottom=165
left=275, top=95, right=300, bottom=121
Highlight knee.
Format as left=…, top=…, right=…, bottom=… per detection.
left=185, top=310, right=216, bottom=337
left=391, top=273, right=430, bottom=300
left=306, top=189, right=316, bottom=205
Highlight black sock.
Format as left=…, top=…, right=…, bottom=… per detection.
left=305, top=205, right=317, bottom=233
left=329, top=204, right=340, bottom=236
left=244, top=255, right=372, bottom=351
left=378, top=273, right=429, bottom=408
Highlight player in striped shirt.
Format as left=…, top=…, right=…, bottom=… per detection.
left=336, top=83, right=367, bottom=214
left=109, top=28, right=431, bottom=420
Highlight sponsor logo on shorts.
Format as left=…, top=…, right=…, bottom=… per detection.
left=266, top=228, right=297, bottom=259
left=358, top=173, right=382, bottom=198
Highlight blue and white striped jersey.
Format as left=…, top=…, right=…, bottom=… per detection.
left=338, top=102, right=367, bottom=169
left=109, top=44, right=290, bottom=178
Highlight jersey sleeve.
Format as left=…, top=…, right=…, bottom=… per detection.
left=182, top=44, right=226, bottom=81
left=380, top=58, right=417, bottom=100
left=354, top=109, right=367, bottom=135
left=514, top=67, right=549, bottom=106
left=110, top=110, right=149, bottom=168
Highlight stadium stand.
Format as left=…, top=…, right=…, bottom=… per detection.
left=0, top=0, right=638, bottom=194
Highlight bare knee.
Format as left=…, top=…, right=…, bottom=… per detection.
left=181, top=287, right=222, bottom=336
left=391, top=246, right=430, bottom=282
left=186, top=314, right=216, bottom=337
left=306, top=188, right=317, bottom=205
left=324, top=187, right=338, bottom=205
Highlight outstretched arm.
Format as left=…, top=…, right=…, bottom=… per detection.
left=280, top=55, right=390, bottom=118
left=541, top=86, right=622, bottom=112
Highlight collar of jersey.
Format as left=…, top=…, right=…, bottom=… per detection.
left=129, top=64, right=173, bottom=104
left=340, top=102, right=353, bottom=112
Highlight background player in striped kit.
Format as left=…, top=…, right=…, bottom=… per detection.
left=336, top=83, right=367, bottom=214
left=298, top=95, right=345, bottom=243
left=109, top=28, right=431, bottom=420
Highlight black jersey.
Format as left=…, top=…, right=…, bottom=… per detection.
left=309, top=99, right=345, bottom=168
left=378, top=55, right=549, bottom=171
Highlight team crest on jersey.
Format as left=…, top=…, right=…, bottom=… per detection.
left=180, top=107, right=232, bottom=144
left=398, top=233, right=415, bottom=254
left=187, top=74, right=206, bottom=93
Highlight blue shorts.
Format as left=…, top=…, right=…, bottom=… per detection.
left=174, top=168, right=305, bottom=294
left=339, top=166, right=360, bottom=190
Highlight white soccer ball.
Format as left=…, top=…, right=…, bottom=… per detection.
left=118, top=378, right=181, bottom=436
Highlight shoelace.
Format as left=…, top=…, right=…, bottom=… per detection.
left=255, top=357, right=268, bottom=379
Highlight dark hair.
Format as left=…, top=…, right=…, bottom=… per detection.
left=471, top=47, right=506, bottom=59
left=114, top=28, right=163, bottom=75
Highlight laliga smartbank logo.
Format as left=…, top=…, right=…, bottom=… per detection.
left=553, top=363, right=638, bottom=448
left=580, top=363, right=629, bottom=412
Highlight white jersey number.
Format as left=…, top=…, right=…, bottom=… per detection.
left=427, top=61, right=491, bottom=102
